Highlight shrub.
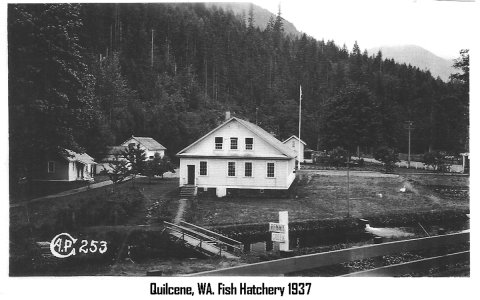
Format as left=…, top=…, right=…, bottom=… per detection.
left=327, top=147, right=349, bottom=166
left=423, top=150, right=448, bottom=171
left=55, top=189, right=144, bottom=228
left=374, top=146, right=400, bottom=173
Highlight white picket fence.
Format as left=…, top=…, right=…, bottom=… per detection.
left=359, top=157, right=465, bottom=173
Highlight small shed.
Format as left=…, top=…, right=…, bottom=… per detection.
left=283, top=135, right=310, bottom=163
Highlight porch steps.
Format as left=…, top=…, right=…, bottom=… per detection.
left=179, top=185, right=196, bottom=199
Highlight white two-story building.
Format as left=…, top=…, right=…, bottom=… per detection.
left=176, top=115, right=298, bottom=197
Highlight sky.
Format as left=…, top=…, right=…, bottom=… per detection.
left=249, top=0, right=477, bottom=59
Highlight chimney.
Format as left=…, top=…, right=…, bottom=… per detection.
left=225, top=111, right=231, bottom=120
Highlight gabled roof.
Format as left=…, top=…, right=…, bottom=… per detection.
left=105, top=146, right=127, bottom=155
left=283, top=135, right=307, bottom=146
left=177, top=117, right=297, bottom=158
left=122, top=136, right=166, bottom=151
left=60, top=148, right=96, bottom=165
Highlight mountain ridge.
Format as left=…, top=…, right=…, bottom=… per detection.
left=206, top=2, right=302, bottom=36
left=211, top=3, right=456, bottom=82
left=368, top=44, right=456, bottom=82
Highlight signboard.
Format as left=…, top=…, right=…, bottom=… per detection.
left=270, top=211, right=289, bottom=251
left=271, top=232, right=285, bottom=243
left=269, top=222, right=285, bottom=233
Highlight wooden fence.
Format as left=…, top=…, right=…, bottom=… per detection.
left=186, top=231, right=469, bottom=276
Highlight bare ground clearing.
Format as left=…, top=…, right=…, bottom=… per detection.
left=191, top=170, right=469, bottom=226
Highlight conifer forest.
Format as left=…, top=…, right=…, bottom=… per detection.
left=8, top=3, right=469, bottom=195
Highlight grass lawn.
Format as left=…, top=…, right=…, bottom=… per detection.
left=191, top=170, right=469, bottom=226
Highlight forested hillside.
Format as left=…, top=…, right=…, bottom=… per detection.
left=368, top=45, right=457, bottom=82
left=8, top=3, right=469, bottom=192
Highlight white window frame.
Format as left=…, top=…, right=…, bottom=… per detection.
left=245, top=137, right=254, bottom=150
left=230, top=137, right=238, bottom=150
left=199, top=161, right=208, bottom=176
left=266, top=162, right=275, bottom=178
left=215, top=137, right=223, bottom=150
left=227, top=161, right=236, bottom=177
left=244, top=162, right=253, bottom=177
left=47, top=161, right=55, bottom=173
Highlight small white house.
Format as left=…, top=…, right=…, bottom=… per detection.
left=176, top=116, right=298, bottom=197
left=96, top=136, right=166, bottom=174
left=121, top=136, right=166, bottom=160
left=35, top=148, right=96, bottom=182
left=283, top=135, right=308, bottom=163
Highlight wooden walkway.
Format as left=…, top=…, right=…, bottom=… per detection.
left=164, top=221, right=242, bottom=259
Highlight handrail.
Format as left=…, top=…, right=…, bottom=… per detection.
left=179, top=221, right=242, bottom=245
left=341, top=251, right=470, bottom=277
left=165, top=226, right=220, bottom=255
left=165, top=225, right=236, bottom=258
left=165, top=224, right=215, bottom=244
left=186, top=231, right=470, bottom=276
left=164, top=222, right=241, bottom=252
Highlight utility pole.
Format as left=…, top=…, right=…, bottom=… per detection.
left=298, top=85, right=302, bottom=171
left=404, top=121, right=415, bottom=168
left=346, top=156, right=350, bottom=218
left=151, top=29, right=154, bottom=69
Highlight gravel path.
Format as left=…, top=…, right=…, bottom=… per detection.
left=173, top=198, right=188, bottom=224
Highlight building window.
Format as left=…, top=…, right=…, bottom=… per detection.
left=200, top=161, right=208, bottom=176
left=245, top=162, right=252, bottom=177
left=245, top=138, right=253, bottom=150
left=48, top=161, right=55, bottom=173
left=228, top=162, right=236, bottom=177
left=267, top=162, right=275, bottom=178
left=230, top=137, right=238, bottom=150
left=292, top=140, right=296, bottom=148
left=215, top=137, right=223, bottom=149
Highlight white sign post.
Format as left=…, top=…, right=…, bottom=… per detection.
left=278, top=211, right=289, bottom=251
left=269, top=211, right=291, bottom=256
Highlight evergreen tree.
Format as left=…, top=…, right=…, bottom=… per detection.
left=323, top=84, right=380, bottom=153
left=9, top=4, right=93, bottom=193
left=122, top=144, right=146, bottom=188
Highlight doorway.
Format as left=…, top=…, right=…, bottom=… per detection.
left=187, top=165, right=195, bottom=185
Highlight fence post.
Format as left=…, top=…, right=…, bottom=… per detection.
left=374, top=237, right=384, bottom=268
